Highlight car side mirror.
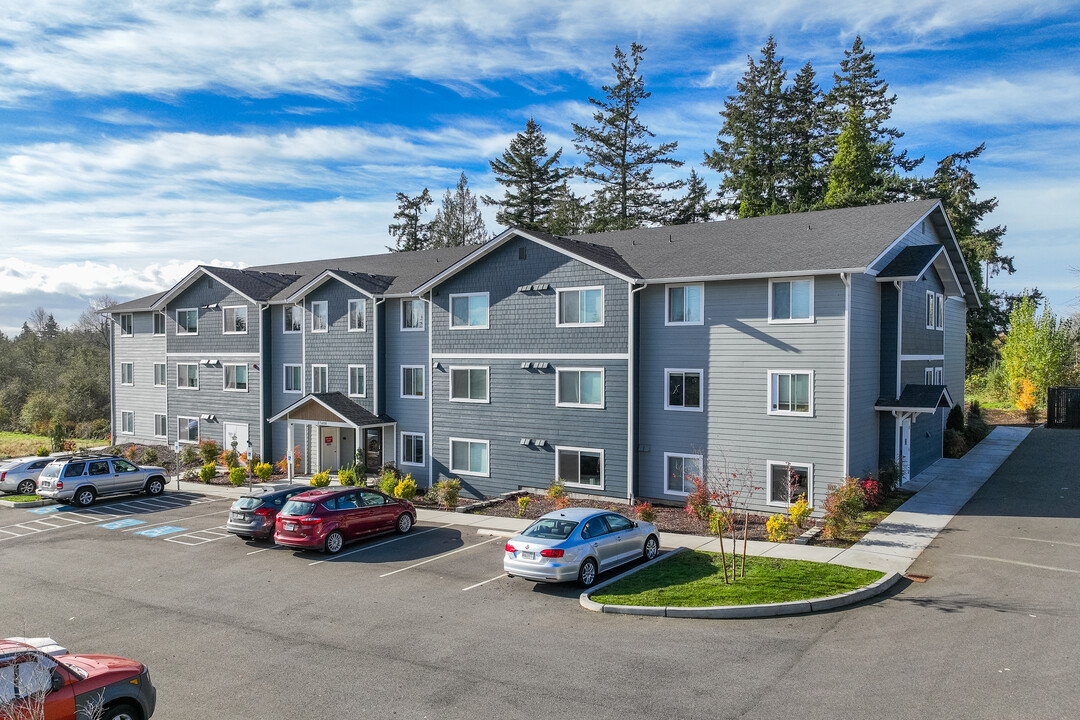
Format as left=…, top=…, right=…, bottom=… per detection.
left=51, top=671, right=64, bottom=692
left=632, top=521, right=638, bottom=528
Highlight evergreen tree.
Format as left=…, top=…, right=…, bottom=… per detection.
left=483, top=118, right=565, bottom=232
left=782, top=62, right=828, bottom=211
left=668, top=169, right=715, bottom=225
left=545, top=182, right=591, bottom=236
left=429, top=172, right=488, bottom=247
left=824, top=104, right=875, bottom=208
left=572, top=43, right=683, bottom=230
left=387, top=189, right=433, bottom=252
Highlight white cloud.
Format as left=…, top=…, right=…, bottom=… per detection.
left=895, top=71, right=1080, bottom=128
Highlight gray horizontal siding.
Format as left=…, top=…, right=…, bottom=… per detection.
left=384, top=297, right=430, bottom=481
left=847, top=273, right=880, bottom=478
left=112, top=313, right=167, bottom=445
left=268, top=303, right=303, bottom=463
left=165, top=279, right=260, bottom=355
left=166, top=358, right=262, bottom=452
left=944, top=297, right=967, bottom=408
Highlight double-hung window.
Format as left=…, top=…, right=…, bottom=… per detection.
left=283, top=305, right=302, bottom=333
left=450, top=293, right=489, bottom=329
left=223, top=306, right=247, bottom=334
left=119, top=314, right=133, bottom=336
left=924, top=367, right=935, bottom=385
left=450, top=367, right=489, bottom=403
left=557, top=287, right=603, bottom=326
left=120, top=362, right=134, bottom=386
left=153, top=312, right=166, bottom=336
left=934, top=367, right=943, bottom=384
left=401, top=299, right=425, bottom=331
left=770, top=278, right=813, bottom=322
left=401, top=433, right=424, bottom=466
left=311, top=301, right=328, bottom=332
left=666, top=284, right=703, bottom=325
left=178, top=416, right=199, bottom=444
left=283, top=364, right=302, bottom=394
left=401, top=366, right=424, bottom=398
left=666, top=369, right=702, bottom=411
left=120, top=411, right=134, bottom=435
left=154, top=414, right=167, bottom=438
left=153, top=363, right=167, bottom=387
left=556, top=447, right=603, bottom=489
left=348, top=299, right=366, bottom=331
left=311, top=365, right=328, bottom=394
left=176, top=308, right=198, bottom=334
left=348, top=365, right=366, bottom=397
left=925, top=291, right=935, bottom=329
left=450, top=438, right=489, bottom=477
left=177, top=363, right=199, bottom=390
left=935, top=293, right=944, bottom=330
left=224, top=364, right=248, bottom=391
left=768, top=371, right=812, bottom=415
left=556, top=368, right=603, bottom=408
left=767, top=461, right=811, bottom=505
left=664, top=453, right=702, bottom=495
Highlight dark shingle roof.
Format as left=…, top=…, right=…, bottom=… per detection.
left=876, top=244, right=943, bottom=280
left=107, top=292, right=167, bottom=313
left=876, top=384, right=954, bottom=413
left=203, top=266, right=300, bottom=302
left=311, top=393, right=395, bottom=427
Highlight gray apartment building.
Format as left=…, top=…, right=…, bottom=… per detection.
left=107, top=199, right=977, bottom=514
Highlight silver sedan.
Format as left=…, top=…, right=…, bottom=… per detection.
left=0, top=456, right=54, bottom=495
left=503, top=507, right=660, bottom=587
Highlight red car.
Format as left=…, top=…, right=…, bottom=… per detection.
left=273, top=487, right=416, bottom=554
left=0, top=637, right=156, bottom=720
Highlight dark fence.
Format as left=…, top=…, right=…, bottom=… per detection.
left=1047, top=386, right=1080, bottom=429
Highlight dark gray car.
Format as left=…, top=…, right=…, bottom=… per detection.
left=36, top=455, right=168, bottom=507
left=226, top=486, right=311, bottom=540
left=0, top=456, right=54, bottom=495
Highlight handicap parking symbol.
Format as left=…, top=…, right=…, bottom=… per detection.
left=134, top=526, right=186, bottom=538
left=27, top=506, right=61, bottom=514
left=99, top=519, right=147, bottom=529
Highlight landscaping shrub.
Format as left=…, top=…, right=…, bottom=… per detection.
left=124, top=444, right=139, bottom=460
left=105, top=445, right=122, bottom=457
left=50, top=422, right=66, bottom=453
left=310, top=470, right=331, bottom=487
left=766, top=513, right=791, bottom=542
left=439, top=478, right=461, bottom=508
left=254, top=462, right=273, bottom=481
left=516, top=495, right=531, bottom=517
left=943, top=428, right=968, bottom=458
left=178, top=445, right=200, bottom=468
left=1016, top=379, right=1040, bottom=423
left=859, top=478, right=885, bottom=510
left=684, top=475, right=715, bottom=521
left=199, top=463, right=217, bottom=483
left=633, top=501, right=656, bottom=523
left=546, top=478, right=566, bottom=500
left=34, top=445, right=50, bottom=457
left=964, top=405, right=991, bottom=447
left=198, top=439, right=220, bottom=466
left=876, top=461, right=900, bottom=495
left=141, top=447, right=159, bottom=465
left=553, top=495, right=571, bottom=510
left=228, top=467, right=247, bottom=486
left=946, top=404, right=965, bottom=432
left=394, top=476, right=417, bottom=500
left=219, top=449, right=240, bottom=469
left=181, top=468, right=200, bottom=481
left=380, top=462, right=401, bottom=481
left=708, top=510, right=733, bottom=536
left=788, top=495, right=813, bottom=528
left=378, top=471, right=398, bottom=496
left=822, top=476, right=866, bottom=539
left=423, top=483, right=442, bottom=507
left=275, top=446, right=301, bottom=474
left=61, top=439, right=77, bottom=452
left=338, top=466, right=358, bottom=487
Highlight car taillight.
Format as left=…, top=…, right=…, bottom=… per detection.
left=299, top=516, right=322, bottom=525
left=0, top=471, right=5, bottom=481
left=56, top=481, right=63, bottom=489
left=540, top=549, right=564, bottom=558
left=254, top=507, right=273, bottom=516
left=504, top=542, right=515, bottom=553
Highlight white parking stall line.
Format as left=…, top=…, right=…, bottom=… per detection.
left=120, top=508, right=231, bottom=533
left=165, top=526, right=232, bottom=546
left=307, top=524, right=456, bottom=566
left=462, top=573, right=508, bottom=592
left=379, top=536, right=501, bottom=578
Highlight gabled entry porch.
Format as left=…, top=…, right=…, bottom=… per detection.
left=876, top=384, right=954, bottom=485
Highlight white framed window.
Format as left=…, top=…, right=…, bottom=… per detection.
left=401, top=432, right=425, bottom=466
left=768, top=370, right=813, bottom=416
left=556, top=368, right=604, bottom=408
left=935, top=292, right=944, bottom=330
left=769, top=277, right=814, bottom=323
left=224, top=364, right=248, bottom=392
left=449, top=437, right=489, bottom=477
left=311, top=365, right=328, bottom=394
left=665, top=369, right=702, bottom=411
left=401, top=366, right=425, bottom=398
left=401, top=299, right=425, bottom=331
left=120, top=410, right=134, bottom=435
left=178, top=416, right=200, bottom=444
left=283, top=364, right=302, bottom=394
left=223, top=305, right=248, bottom=334
left=924, top=367, right=934, bottom=385
left=664, top=452, right=703, bottom=495
left=283, top=305, right=302, bottom=333
left=925, top=291, right=935, bottom=330
left=348, top=299, right=367, bottom=332
left=665, top=283, right=704, bottom=325
left=119, top=313, right=133, bottom=336
left=310, top=301, right=328, bottom=333
left=449, top=366, right=489, bottom=403
left=120, top=362, right=134, bottom=386
left=176, top=363, right=199, bottom=390
left=153, top=312, right=166, bottom=335
left=154, top=413, right=167, bottom=438
left=934, top=367, right=943, bottom=384
left=348, top=365, right=366, bottom=398
left=556, top=446, right=603, bottom=489
left=176, top=308, right=198, bottom=335
left=556, top=287, right=604, bottom=326
left=153, top=363, right=167, bottom=387
left=767, top=461, right=812, bottom=506
left=450, top=292, right=489, bottom=329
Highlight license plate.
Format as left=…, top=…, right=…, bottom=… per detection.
left=231, top=513, right=245, bottom=521
left=284, top=523, right=296, bottom=531
left=520, top=551, right=534, bottom=560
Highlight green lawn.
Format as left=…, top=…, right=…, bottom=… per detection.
left=590, top=550, right=884, bottom=607
left=0, top=431, right=107, bottom=459
left=1, top=495, right=41, bottom=503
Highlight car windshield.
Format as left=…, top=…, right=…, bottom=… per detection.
left=232, top=498, right=264, bottom=510
left=38, top=464, right=61, bottom=479
left=280, top=500, right=316, bottom=517
left=521, top=518, right=579, bottom=540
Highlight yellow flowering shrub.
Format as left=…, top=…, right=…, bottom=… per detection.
left=766, top=513, right=791, bottom=543
left=788, top=495, right=814, bottom=529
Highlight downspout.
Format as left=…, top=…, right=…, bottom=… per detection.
left=425, top=292, right=433, bottom=489
left=258, top=303, right=268, bottom=462
left=840, top=273, right=850, bottom=480
left=893, top=281, right=904, bottom=465
left=108, top=315, right=115, bottom=445
left=628, top=281, right=648, bottom=502
left=373, top=298, right=384, bottom=416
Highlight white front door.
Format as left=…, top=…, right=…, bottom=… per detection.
left=320, top=428, right=338, bottom=472
left=900, top=417, right=912, bottom=485
left=223, top=422, right=249, bottom=457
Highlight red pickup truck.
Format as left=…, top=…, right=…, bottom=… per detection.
left=0, top=638, right=156, bottom=720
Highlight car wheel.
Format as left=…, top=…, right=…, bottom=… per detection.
left=16, top=479, right=36, bottom=495
left=324, top=531, right=344, bottom=554
left=145, top=478, right=165, bottom=496
left=396, top=513, right=413, bottom=534
left=643, top=535, right=659, bottom=561
left=578, top=558, right=598, bottom=588
left=102, top=702, right=141, bottom=720
left=74, top=488, right=96, bottom=508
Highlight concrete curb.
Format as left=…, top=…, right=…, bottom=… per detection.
left=581, top=550, right=901, bottom=618
left=0, top=498, right=55, bottom=508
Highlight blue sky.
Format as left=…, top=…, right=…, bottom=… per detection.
left=1, top=1, right=1077, bottom=335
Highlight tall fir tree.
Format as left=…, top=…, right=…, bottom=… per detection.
left=824, top=104, right=876, bottom=208
left=545, top=182, right=591, bottom=236
left=668, top=169, right=715, bottom=225
left=704, top=36, right=787, bottom=217
left=429, top=172, right=488, bottom=247
left=483, top=118, right=565, bottom=232
left=572, top=43, right=683, bottom=230
left=386, top=188, right=433, bottom=252
left=781, top=62, right=828, bottom=211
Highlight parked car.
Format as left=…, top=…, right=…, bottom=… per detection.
left=0, top=636, right=156, bottom=719
left=273, top=487, right=416, bottom=554
left=36, top=456, right=168, bottom=508
left=504, top=508, right=660, bottom=587
left=0, top=457, right=54, bottom=495
left=226, top=486, right=311, bottom=541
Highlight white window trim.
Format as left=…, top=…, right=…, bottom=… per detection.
left=178, top=416, right=200, bottom=444
left=448, top=365, right=490, bottom=404
left=766, top=460, right=814, bottom=507
left=223, top=363, right=249, bottom=392
left=153, top=363, right=166, bottom=388
left=400, top=298, right=426, bottom=332
left=282, top=305, right=302, bottom=334
left=176, top=363, right=200, bottom=390
left=934, top=367, right=943, bottom=384
left=311, top=364, right=328, bottom=394
left=153, top=413, right=167, bottom=439
left=348, top=298, right=367, bottom=332
left=448, top=436, right=490, bottom=477
left=663, top=452, right=703, bottom=496
left=449, top=292, right=490, bottom=330
left=283, top=364, right=302, bottom=394
left=153, top=312, right=166, bottom=336
left=935, top=292, right=944, bottom=330
left=120, top=362, right=134, bottom=386
left=924, top=367, right=934, bottom=385
left=555, top=286, right=605, bottom=327
left=120, top=410, right=134, bottom=435
left=664, top=368, right=703, bottom=412
left=766, top=369, right=814, bottom=417
left=401, top=365, right=425, bottom=399
left=555, top=445, right=605, bottom=490
left=664, top=283, right=705, bottom=326
left=119, top=313, right=133, bottom=337
left=222, top=305, right=248, bottom=335
left=348, top=364, right=367, bottom=398
left=768, top=277, right=815, bottom=324
left=175, top=308, right=198, bottom=335
left=400, top=432, right=425, bottom=467
left=310, top=301, right=329, bottom=333
left=925, top=291, right=935, bottom=330
left=555, top=367, right=605, bottom=409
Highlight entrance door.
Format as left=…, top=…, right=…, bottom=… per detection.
left=900, top=417, right=912, bottom=485
left=223, top=422, right=249, bottom=457
left=320, top=428, right=338, bottom=472
left=340, top=428, right=356, bottom=470
left=364, top=428, right=383, bottom=472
